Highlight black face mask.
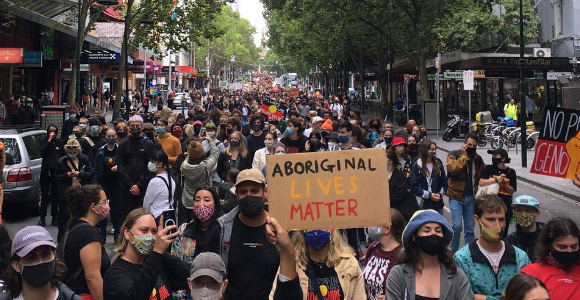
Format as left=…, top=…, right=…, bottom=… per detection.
left=226, top=128, right=234, bottom=134
left=145, top=132, right=154, bottom=140
left=320, top=131, right=329, bottom=140
left=20, top=257, right=55, bottom=287
left=251, top=124, right=262, bottom=131
left=466, top=147, right=476, bottom=156
left=220, top=124, right=227, bottom=130
left=74, top=132, right=83, bottom=139
left=238, top=195, right=264, bottom=217
left=130, top=127, right=141, bottom=137
left=551, top=250, right=580, bottom=267
left=414, top=234, right=447, bottom=256
left=117, top=131, right=127, bottom=138
left=309, top=139, right=322, bottom=152
left=492, top=157, right=503, bottom=166
left=407, top=144, right=419, bottom=152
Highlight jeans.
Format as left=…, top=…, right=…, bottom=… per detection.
left=450, top=194, right=475, bottom=251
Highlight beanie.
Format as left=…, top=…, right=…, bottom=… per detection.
left=188, top=141, right=205, bottom=160
left=321, top=119, right=333, bottom=131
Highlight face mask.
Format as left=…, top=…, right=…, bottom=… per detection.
left=130, top=127, right=141, bottom=137
left=230, top=140, right=240, bottom=147
left=304, top=230, right=331, bottom=251
left=466, top=147, right=476, bottom=156
left=492, top=157, right=503, bottom=166
left=251, top=124, right=262, bottom=131
left=338, top=135, right=348, bottom=143
left=172, top=130, right=183, bottom=138
left=73, top=132, right=83, bottom=139
left=384, top=137, right=393, bottom=144
left=407, top=144, right=418, bottom=151
left=117, top=131, right=127, bottom=138
left=309, top=139, right=322, bottom=152
left=320, top=131, right=329, bottom=139
left=106, top=137, right=116, bottom=145
left=94, top=203, right=110, bottom=220
left=415, top=234, right=447, bottom=256
left=207, top=131, right=216, bottom=138
left=413, top=131, right=421, bottom=137
left=68, top=153, right=78, bottom=159
left=188, top=114, right=195, bottom=119
left=514, top=211, right=536, bottom=228
left=191, top=287, right=222, bottom=300
left=551, top=249, right=580, bottom=267
left=238, top=195, right=264, bottom=217
left=479, top=222, right=502, bottom=242
left=79, top=123, right=88, bottom=129
left=145, top=132, right=154, bottom=140
left=147, top=162, right=158, bottom=172
left=90, top=125, right=99, bottom=134
left=19, top=257, right=55, bottom=287
left=220, top=124, right=227, bottom=130
left=367, top=227, right=383, bottom=241
left=70, top=114, right=77, bottom=120
left=130, top=231, right=155, bottom=255
left=194, top=203, right=215, bottom=221
left=156, top=126, right=165, bottom=134
left=275, top=152, right=285, bottom=155
left=327, top=142, right=337, bottom=149
left=264, top=140, right=275, bottom=148
left=153, top=117, right=161, bottom=124
left=430, top=152, right=437, bottom=159
left=226, top=128, right=234, bottom=134
left=285, top=127, right=294, bottom=135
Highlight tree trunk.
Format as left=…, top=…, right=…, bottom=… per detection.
left=113, top=1, right=132, bottom=120
left=67, top=63, right=78, bottom=105
left=66, top=0, right=91, bottom=105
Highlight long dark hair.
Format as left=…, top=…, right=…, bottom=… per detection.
left=419, top=141, right=439, bottom=176
left=397, top=227, right=457, bottom=274
left=500, top=274, right=549, bottom=300
left=386, top=149, right=400, bottom=169
left=0, top=224, right=12, bottom=278
left=188, top=187, right=223, bottom=251
left=535, top=217, right=580, bottom=264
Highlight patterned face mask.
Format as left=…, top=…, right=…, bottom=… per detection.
left=130, top=230, right=155, bottom=255
left=514, top=211, right=536, bottom=228
left=194, top=204, right=215, bottom=221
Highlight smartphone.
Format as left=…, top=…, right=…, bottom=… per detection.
left=201, top=128, right=207, bottom=137
left=161, top=209, right=177, bottom=235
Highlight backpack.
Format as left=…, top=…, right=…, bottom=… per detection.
left=56, top=222, right=91, bottom=284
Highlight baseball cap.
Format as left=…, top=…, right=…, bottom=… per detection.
left=112, top=117, right=126, bottom=125
left=235, top=168, right=266, bottom=186
left=193, top=120, right=203, bottom=126
left=390, top=136, right=407, bottom=147
left=512, top=195, right=540, bottom=211
left=190, top=252, right=226, bottom=282
left=311, top=116, right=324, bottom=125
left=11, top=226, right=56, bottom=257
left=487, top=148, right=511, bottom=163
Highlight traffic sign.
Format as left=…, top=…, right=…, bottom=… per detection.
left=463, top=70, right=474, bottom=91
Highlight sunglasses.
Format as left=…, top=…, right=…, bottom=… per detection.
left=66, top=146, right=79, bottom=150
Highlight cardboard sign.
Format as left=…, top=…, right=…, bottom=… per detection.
left=531, top=106, right=580, bottom=179
left=266, top=148, right=391, bottom=230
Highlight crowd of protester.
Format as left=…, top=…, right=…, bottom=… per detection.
left=0, top=86, right=577, bottom=300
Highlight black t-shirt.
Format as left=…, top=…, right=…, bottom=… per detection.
left=280, top=135, right=307, bottom=153
left=64, top=220, right=111, bottom=295
left=101, top=146, right=118, bottom=187
left=481, top=165, right=517, bottom=202
left=225, top=215, right=280, bottom=300
left=307, top=259, right=344, bottom=300
left=246, top=131, right=267, bottom=161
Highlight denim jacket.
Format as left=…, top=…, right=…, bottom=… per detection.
left=409, top=157, right=447, bottom=210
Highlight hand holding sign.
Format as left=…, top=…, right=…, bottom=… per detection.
left=266, top=148, right=391, bottom=230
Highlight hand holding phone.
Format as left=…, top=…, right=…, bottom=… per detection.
left=162, top=209, right=177, bottom=235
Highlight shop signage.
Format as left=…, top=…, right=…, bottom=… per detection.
left=481, top=57, right=571, bottom=70
left=427, top=74, right=448, bottom=81
left=80, top=64, right=89, bottom=72
left=0, top=48, right=24, bottom=64
left=444, top=71, right=463, bottom=79
left=80, top=52, right=120, bottom=63
left=24, top=52, right=42, bottom=65
left=266, top=148, right=390, bottom=230
left=531, top=106, right=580, bottom=179
left=61, top=60, right=73, bottom=72
left=486, top=70, right=535, bottom=78
left=547, top=72, right=571, bottom=80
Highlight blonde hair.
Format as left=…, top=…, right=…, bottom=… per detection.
left=216, top=116, right=228, bottom=136
left=292, top=230, right=354, bottom=269
left=161, top=107, right=172, bottom=119
left=225, top=131, right=247, bottom=158
left=65, top=138, right=80, bottom=149
left=114, top=208, right=154, bottom=253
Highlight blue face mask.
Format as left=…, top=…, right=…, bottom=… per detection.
left=68, top=153, right=78, bottom=159
left=90, top=125, right=99, bottom=134
left=338, top=136, right=348, bottom=143
left=156, top=126, right=165, bottom=134
left=70, top=114, right=77, bottom=120
left=79, top=123, right=87, bottom=129
left=285, top=127, right=294, bottom=135
left=304, top=230, right=331, bottom=251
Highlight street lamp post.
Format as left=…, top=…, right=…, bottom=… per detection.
left=519, top=0, right=528, bottom=167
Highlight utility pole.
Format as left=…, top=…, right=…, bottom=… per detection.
left=519, top=0, right=528, bottom=167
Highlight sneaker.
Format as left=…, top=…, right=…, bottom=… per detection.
left=110, top=228, right=115, bottom=235
left=37, top=217, right=46, bottom=227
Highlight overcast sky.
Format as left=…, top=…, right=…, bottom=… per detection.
left=230, top=0, right=266, bottom=47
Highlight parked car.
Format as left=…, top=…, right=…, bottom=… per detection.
left=173, top=92, right=191, bottom=109
left=0, top=127, right=46, bottom=214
